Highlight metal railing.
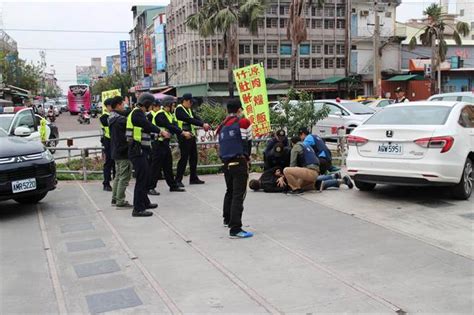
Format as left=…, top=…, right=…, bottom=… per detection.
left=46, top=133, right=348, bottom=181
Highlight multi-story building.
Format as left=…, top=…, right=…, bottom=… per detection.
left=349, top=0, right=402, bottom=95
left=166, top=0, right=349, bottom=98
left=129, top=5, right=167, bottom=86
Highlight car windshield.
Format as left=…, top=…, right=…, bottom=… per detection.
left=0, top=115, right=13, bottom=132
left=364, top=105, right=453, bottom=125
left=342, top=102, right=375, bottom=114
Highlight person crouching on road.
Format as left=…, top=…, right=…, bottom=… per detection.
left=152, top=96, right=192, bottom=192
left=174, top=93, right=211, bottom=187
left=108, top=96, right=133, bottom=209
left=216, top=99, right=253, bottom=239
left=100, top=98, right=115, bottom=191
left=298, top=127, right=333, bottom=175
left=127, top=93, right=170, bottom=217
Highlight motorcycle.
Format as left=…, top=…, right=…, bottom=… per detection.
left=78, top=112, right=91, bottom=125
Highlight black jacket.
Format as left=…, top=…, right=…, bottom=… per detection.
left=108, top=111, right=128, bottom=160
left=155, top=111, right=182, bottom=136
left=128, top=108, right=162, bottom=158
left=175, top=106, right=204, bottom=128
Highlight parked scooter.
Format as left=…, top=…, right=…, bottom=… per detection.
left=78, top=111, right=91, bottom=124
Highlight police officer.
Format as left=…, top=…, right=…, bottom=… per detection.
left=100, top=98, right=115, bottom=191
left=147, top=100, right=162, bottom=195
left=127, top=93, right=170, bottom=217
left=216, top=99, right=253, bottom=239
left=175, top=93, right=210, bottom=187
left=152, top=96, right=192, bottom=192
left=394, top=87, right=409, bottom=103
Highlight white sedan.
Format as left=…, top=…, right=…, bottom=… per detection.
left=346, top=101, right=474, bottom=199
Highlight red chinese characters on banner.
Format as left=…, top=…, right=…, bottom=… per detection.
left=144, top=36, right=153, bottom=75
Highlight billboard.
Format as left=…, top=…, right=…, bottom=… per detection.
left=106, top=56, right=113, bottom=75
left=119, top=40, right=128, bottom=73
left=144, top=35, right=153, bottom=75
left=76, top=66, right=92, bottom=85
left=154, top=22, right=166, bottom=72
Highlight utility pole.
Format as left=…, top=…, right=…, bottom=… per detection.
left=39, top=50, right=46, bottom=107
left=372, top=3, right=381, bottom=98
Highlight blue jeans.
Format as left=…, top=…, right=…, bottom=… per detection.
left=315, top=174, right=339, bottom=190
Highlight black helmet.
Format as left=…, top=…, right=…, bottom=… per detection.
left=137, top=92, right=155, bottom=108
left=162, top=96, right=175, bottom=107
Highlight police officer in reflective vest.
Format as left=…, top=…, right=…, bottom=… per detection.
left=127, top=93, right=170, bottom=217
left=146, top=99, right=162, bottom=195
left=216, top=99, right=253, bottom=239
left=151, top=96, right=192, bottom=192
left=100, top=98, right=115, bottom=191
left=174, top=93, right=210, bottom=187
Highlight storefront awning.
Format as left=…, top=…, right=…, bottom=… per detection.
left=318, top=76, right=347, bottom=84
left=386, top=74, right=423, bottom=81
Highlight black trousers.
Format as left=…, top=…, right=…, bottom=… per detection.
left=102, top=138, right=115, bottom=186
left=176, top=136, right=198, bottom=183
left=223, top=158, right=248, bottom=234
left=148, top=141, right=161, bottom=190
left=131, top=154, right=151, bottom=212
left=149, top=140, right=177, bottom=190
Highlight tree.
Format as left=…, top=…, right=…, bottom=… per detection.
left=91, top=72, right=133, bottom=99
left=408, top=3, right=470, bottom=94
left=0, top=51, right=43, bottom=93
left=287, top=0, right=324, bottom=88
left=186, top=0, right=266, bottom=97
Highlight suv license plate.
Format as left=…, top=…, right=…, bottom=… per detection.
left=378, top=143, right=403, bottom=155
left=12, top=178, right=37, bottom=193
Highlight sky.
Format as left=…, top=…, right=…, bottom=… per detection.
left=1, top=0, right=453, bottom=94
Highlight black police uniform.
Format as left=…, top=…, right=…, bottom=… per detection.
left=128, top=106, right=162, bottom=216
left=100, top=111, right=115, bottom=189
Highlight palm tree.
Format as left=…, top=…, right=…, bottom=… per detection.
left=408, top=3, right=470, bottom=94
left=186, top=0, right=266, bottom=97
left=287, top=0, right=324, bottom=88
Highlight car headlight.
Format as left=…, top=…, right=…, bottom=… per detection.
left=42, top=150, right=54, bottom=161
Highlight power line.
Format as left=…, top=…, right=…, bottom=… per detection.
left=19, top=47, right=118, bottom=51
left=3, top=28, right=129, bottom=34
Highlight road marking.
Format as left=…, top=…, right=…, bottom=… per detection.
left=125, top=188, right=282, bottom=315
left=185, top=189, right=405, bottom=315
left=36, top=204, right=68, bottom=315
left=78, top=183, right=182, bottom=315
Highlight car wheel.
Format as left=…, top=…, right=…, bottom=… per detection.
left=355, top=181, right=376, bottom=191
left=14, top=192, right=48, bottom=204
left=451, top=158, right=473, bottom=200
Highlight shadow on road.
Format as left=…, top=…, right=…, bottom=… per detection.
left=0, top=201, right=38, bottom=221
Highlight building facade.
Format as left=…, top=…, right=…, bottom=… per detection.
left=166, top=0, right=350, bottom=96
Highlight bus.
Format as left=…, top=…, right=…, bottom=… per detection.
left=67, top=84, right=91, bottom=114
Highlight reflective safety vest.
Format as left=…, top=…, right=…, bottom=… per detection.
left=126, top=108, right=151, bottom=147
left=100, top=108, right=110, bottom=139
left=176, top=104, right=195, bottom=135
left=154, top=109, right=175, bottom=141
left=39, top=117, right=48, bottom=142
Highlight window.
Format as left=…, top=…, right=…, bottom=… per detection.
left=336, top=19, right=345, bottom=29
left=311, top=19, right=322, bottom=28
left=312, top=58, right=322, bottom=68
left=324, top=7, right=335, bottom=17
left=253, top=44, right=265, bottom=54
left=324, top=58, right=334, bottom=68
left=254, top=58, right=265, bottom=66
left=351, top=45, right=357, bottom=50
left=239, top=44, right=250, bottom=54
left=300, top=44, right=310, bottom=55
left=281, top=59, right=291, bottom=69
left=267, top=43, right=278, bottom=54
left=12, top=110, right=36, bottom=133
left=218, top=59, right=228, bottom=69
left=311, top=6, right=317, bottom=16
left=266, top=18, right=278, bottom=28
left=306, top=19, right=311, bottom=28
left=212, top=60, right=217, bottom=70
left=324, top=44, right=334, bottom=55
left=459, top=106, right=474, bottom=128
left=267, top=5, right=277, bottom=15
left=280, top=5, right=289, bottom=15
left=300, top=58, right=310, bottom=68
left=280, top=18, right=288, bottom=28
left=326, top=104, right=343, bottom=115
left=336, top=44, right=345, bottom=55
left=460, top=9, right=464, bottom=16
left=365, top=106, right=452, bottom=125
left=267, top=58, right=278, bottom=69
left=336, top=58, right=345, bottom=68
left=257, top=19, right=264, bottom=29
left=336, top=6, right=345, bottom=17
left=239, top=58, right=251, bottom=67
left=312, top=44, right=322, bottom=54
left=324, top=19, right=335, bottom=29
left=280, top=44, right=292, bottom=55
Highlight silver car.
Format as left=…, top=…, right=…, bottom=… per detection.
left=428, top=92, right=474, bottom=103
left=313, top=100, right=375, bottom=136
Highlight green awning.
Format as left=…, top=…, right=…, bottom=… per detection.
left=266, top=77, right=284, bottom=84
left=318, top=76, right=347, bottom=84
left=386, top=74, right=422, bottom=81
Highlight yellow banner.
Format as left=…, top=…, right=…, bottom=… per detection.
left=233, top=63, right=271, bottom=137
left=101, top=89, right=121, bottom=102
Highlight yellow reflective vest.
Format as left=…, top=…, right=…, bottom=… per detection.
left=126, top=108, right=151, bottom=147
left=39, top=117, right=48, bottom=142
left=100, top=108, right=110, bottom=139
left=176, top=104, right=195, bottom=135
left=153, top=109, right=175, bottom=141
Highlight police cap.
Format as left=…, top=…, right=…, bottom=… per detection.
left=162, top=96, right=175, bottom=108
left=137, top=92, right=155, bottom=108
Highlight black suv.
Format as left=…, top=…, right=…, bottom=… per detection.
left=0, top=129, right=56, bottom=204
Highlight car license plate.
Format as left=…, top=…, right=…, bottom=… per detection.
left=11, top=178, right=37, bottom=194
left=378, top=143, right=403, bottom=155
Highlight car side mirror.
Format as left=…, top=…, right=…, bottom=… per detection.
left=14, top=126, right=32, bottom=137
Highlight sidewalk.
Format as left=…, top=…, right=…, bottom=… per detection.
left=1, top=175, right=472, bottom=314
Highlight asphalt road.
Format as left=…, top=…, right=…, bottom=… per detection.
left=1, top=176, right=472, bottom=314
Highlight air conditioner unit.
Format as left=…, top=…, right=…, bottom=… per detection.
left=360, top=10, right=369, bottom=17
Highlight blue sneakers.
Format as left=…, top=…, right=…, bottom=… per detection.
left=229, top=230, right=254, bottom=239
